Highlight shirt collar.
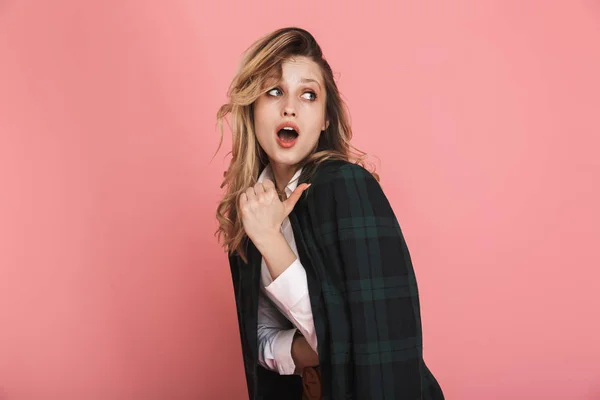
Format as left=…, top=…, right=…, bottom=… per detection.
left=258, top=164, right=303, bottom=199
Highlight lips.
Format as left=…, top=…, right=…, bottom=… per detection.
left=275, top=122, right=300, bottom=149
left=275, top=121, right=300, bottom=135
left=275, top=121, right=300, bottom=148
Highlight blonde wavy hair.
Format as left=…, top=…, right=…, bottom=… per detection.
left=214, top=27, right=378, bottom=263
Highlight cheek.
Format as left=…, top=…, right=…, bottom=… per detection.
left=252, top=101, right=277, bottom=145
left=310, top=108, right=327, bottom=131
left=255, top=97, right=278, bottom=117
left=253, top=102, right=269, bottom=131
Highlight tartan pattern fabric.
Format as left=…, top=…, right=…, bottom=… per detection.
left=228, top=159, right=444, bottom=400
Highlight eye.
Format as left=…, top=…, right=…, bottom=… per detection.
left=267, top=88, right=282, bottom=96
left=302, top=91, right=317, bottom=101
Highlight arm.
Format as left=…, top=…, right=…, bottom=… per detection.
left=240, top=178, right=319, bottom=372
left=257, top=287, right=319, bottom=375
left=257, top=290, right=297, bottom=375
left=332, top=164, right=424, bottom=399
left=250, top=205, right=318, bottom=351
left=258, top=256, right=320, bottom=374
left=254, top=232, right=297, bottom=280
left=263, top=258, right=319, bottom=353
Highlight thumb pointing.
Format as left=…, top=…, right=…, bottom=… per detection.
left=283, top=183, right=311, bottom=216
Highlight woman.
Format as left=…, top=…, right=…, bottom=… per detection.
left=215, top=27, right=444, bottom=400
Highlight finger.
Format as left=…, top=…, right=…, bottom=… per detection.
left=245, top=186, right=257, bottom=202
left=283, top=183, right=311, bottom=216
left=261, top=179, right=276, bottom=191
left=239, top=192, right=248, bottom=209
left=260, top=179, right=278, bottom=199
left=254, top=182, right=266, bottom=193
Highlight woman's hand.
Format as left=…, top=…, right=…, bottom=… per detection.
left=291, top=333, right=319, bottom=374
left=239, top=179, right=310, bottom=246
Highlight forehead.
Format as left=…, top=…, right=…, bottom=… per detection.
left=265, top=56, right=324, bottom=85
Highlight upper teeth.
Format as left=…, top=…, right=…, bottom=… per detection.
left=283, top=127, right=294, bottom=130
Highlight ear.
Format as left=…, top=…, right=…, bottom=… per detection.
left=322, top=119, right=330, bottom=131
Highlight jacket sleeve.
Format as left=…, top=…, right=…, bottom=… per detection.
left=331, top=163, right=424, bottom=399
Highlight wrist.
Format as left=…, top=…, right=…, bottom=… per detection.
left=253, top=230, right=284, bottom=251
left=258, top=232, right=296, bottom=280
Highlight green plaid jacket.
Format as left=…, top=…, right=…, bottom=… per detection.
left=228, top=159, right=444, bottom=399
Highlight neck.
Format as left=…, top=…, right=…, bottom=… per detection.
left=270, top=162, right=298, bottom=193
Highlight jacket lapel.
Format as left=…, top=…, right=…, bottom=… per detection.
left=239, top=239, right=262, bottom=364
left=288, top=198, right=325, bottom=348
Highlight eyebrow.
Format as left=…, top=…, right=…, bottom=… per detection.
left=264, top=77, right=323, bottom=91
left=301, top=78, right=322, bottom=89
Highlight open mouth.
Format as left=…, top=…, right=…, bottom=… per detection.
left=277, top=127, right=299, bottom=142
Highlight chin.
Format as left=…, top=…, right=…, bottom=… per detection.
left=268, top=150, right=307, bottom=167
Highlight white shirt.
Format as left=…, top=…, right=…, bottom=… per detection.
left=256, top=164, right=318, bottom=375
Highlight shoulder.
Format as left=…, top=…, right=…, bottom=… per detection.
left=310, top=159, right=377, bottom=186
left=304, top=159, right=387, bottom=211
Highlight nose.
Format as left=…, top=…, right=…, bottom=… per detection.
left=282, top=98, right=297, bottom=117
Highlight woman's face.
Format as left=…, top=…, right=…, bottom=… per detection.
left=253, top=56, right=329, bottom=169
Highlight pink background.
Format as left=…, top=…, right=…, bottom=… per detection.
left=1, top=1, right=599, bottom=399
